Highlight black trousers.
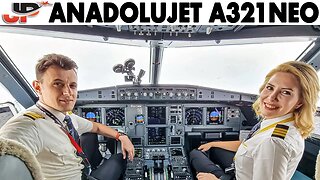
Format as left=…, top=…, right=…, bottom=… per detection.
left=189, top=148, right=235, bottom=178
left=82, top=154, right=126, bottom=180
left=80, top=133, right=127, bottom=180
left=90, top=153, right=127, bottom=180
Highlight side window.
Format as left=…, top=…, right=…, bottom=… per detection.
left=0, top=102, right=17, bottom=127
left=0, top=82, right=24, bottom=127
left=313, top=110, right=320, bottom=138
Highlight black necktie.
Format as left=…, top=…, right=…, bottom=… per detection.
left=245, top=121, right=261, bottom=140
left=63, top=115, right=80, bottom=143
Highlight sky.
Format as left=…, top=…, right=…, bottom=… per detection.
left=0, top=30, right=318, bottom=108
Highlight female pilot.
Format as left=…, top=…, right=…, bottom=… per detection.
left=190, top=61, right=320, bottom=180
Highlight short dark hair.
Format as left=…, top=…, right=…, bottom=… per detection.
left=35, top=53, right=78, bottom=80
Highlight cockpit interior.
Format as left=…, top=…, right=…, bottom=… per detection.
left=0, top=25, right=320, bottom=180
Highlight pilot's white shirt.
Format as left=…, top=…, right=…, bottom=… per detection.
left=0, top=102, right=93, bottom=180
left=234, top=113, right=304, bottom=180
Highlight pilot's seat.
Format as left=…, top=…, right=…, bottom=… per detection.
left=80, top=132, right=103, bottom=169
left=0, top=137, right=43, bottom=180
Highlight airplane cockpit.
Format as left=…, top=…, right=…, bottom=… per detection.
left=0, top=25, right=320, bottom=180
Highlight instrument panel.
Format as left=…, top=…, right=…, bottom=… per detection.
left=75, top=85, right=258, bottom=180
left=77, top=104, right=249, bottom=147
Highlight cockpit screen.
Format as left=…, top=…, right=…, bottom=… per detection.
left=81, top=108, right=101, bottom=123
left=135, top=148, right=143, bottom=158
left=147, top=127, right=166, bottom=145
left=105, top=107, right=125, bottom=126
left=170, top=148, right=183, bottom=156
left=185, top=107, right=202, bottom=125
left=135, top=114, right=145, bottom=124
left=206, top=107, right=224, bottom=125
left=147, top=106, right=166, bottom=125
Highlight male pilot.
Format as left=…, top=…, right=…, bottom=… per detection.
left=0, top=53, right=134, bottom=180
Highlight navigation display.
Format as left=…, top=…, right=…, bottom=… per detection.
left=147, top=106, right=166, bottom=124
left=206, top=107, right=224, bottom=125
left=105, top=107, right=125, bottom=126
left=147, top=127, right=166, bottom=145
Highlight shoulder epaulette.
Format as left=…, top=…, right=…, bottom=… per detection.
left=23, top=111, right=44, bottom=120
left=271, top=124, right=289, bottom=139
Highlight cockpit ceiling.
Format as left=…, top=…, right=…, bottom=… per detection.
left=0, top=25, right=319, bottom=47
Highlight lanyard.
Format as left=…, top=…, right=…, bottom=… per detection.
left=35, top=103, right=92, bottom=173
left=36, top=103, right=65, bottom=129
left=253, top=116, right=294, bottom=137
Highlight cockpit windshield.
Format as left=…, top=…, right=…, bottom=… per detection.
left=0, top=31, right=313, bottom=94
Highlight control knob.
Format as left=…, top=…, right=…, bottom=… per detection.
left=176, top=129, right=182, bottom=135
left=182, top=167, right=187, bottom=172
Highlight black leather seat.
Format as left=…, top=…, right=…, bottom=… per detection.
left=80, top=132, right=103, bottom=169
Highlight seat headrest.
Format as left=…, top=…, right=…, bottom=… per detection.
left=0, top=138, right=44, bottom=180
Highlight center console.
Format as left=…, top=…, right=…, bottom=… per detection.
left=124, top=105, right=192, bottom=180
left=125, top=147, right=191, bottom=180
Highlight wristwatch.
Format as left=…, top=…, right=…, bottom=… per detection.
left=115, top=131, right=127, bottom=141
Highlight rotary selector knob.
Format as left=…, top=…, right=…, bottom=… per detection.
left=176, top=129, right=182, bottom=135
left=182, top=167, right=187, bottom=172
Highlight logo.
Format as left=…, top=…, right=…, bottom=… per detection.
left=2, top=1, right=51, bottom=24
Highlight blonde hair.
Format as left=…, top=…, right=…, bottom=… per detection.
left=252, top=61, right=320, bottom=138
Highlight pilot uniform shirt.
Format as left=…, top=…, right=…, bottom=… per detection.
left=0, top=102, right=93, bottom=180
left=234, top=113, right=304, bottom=180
